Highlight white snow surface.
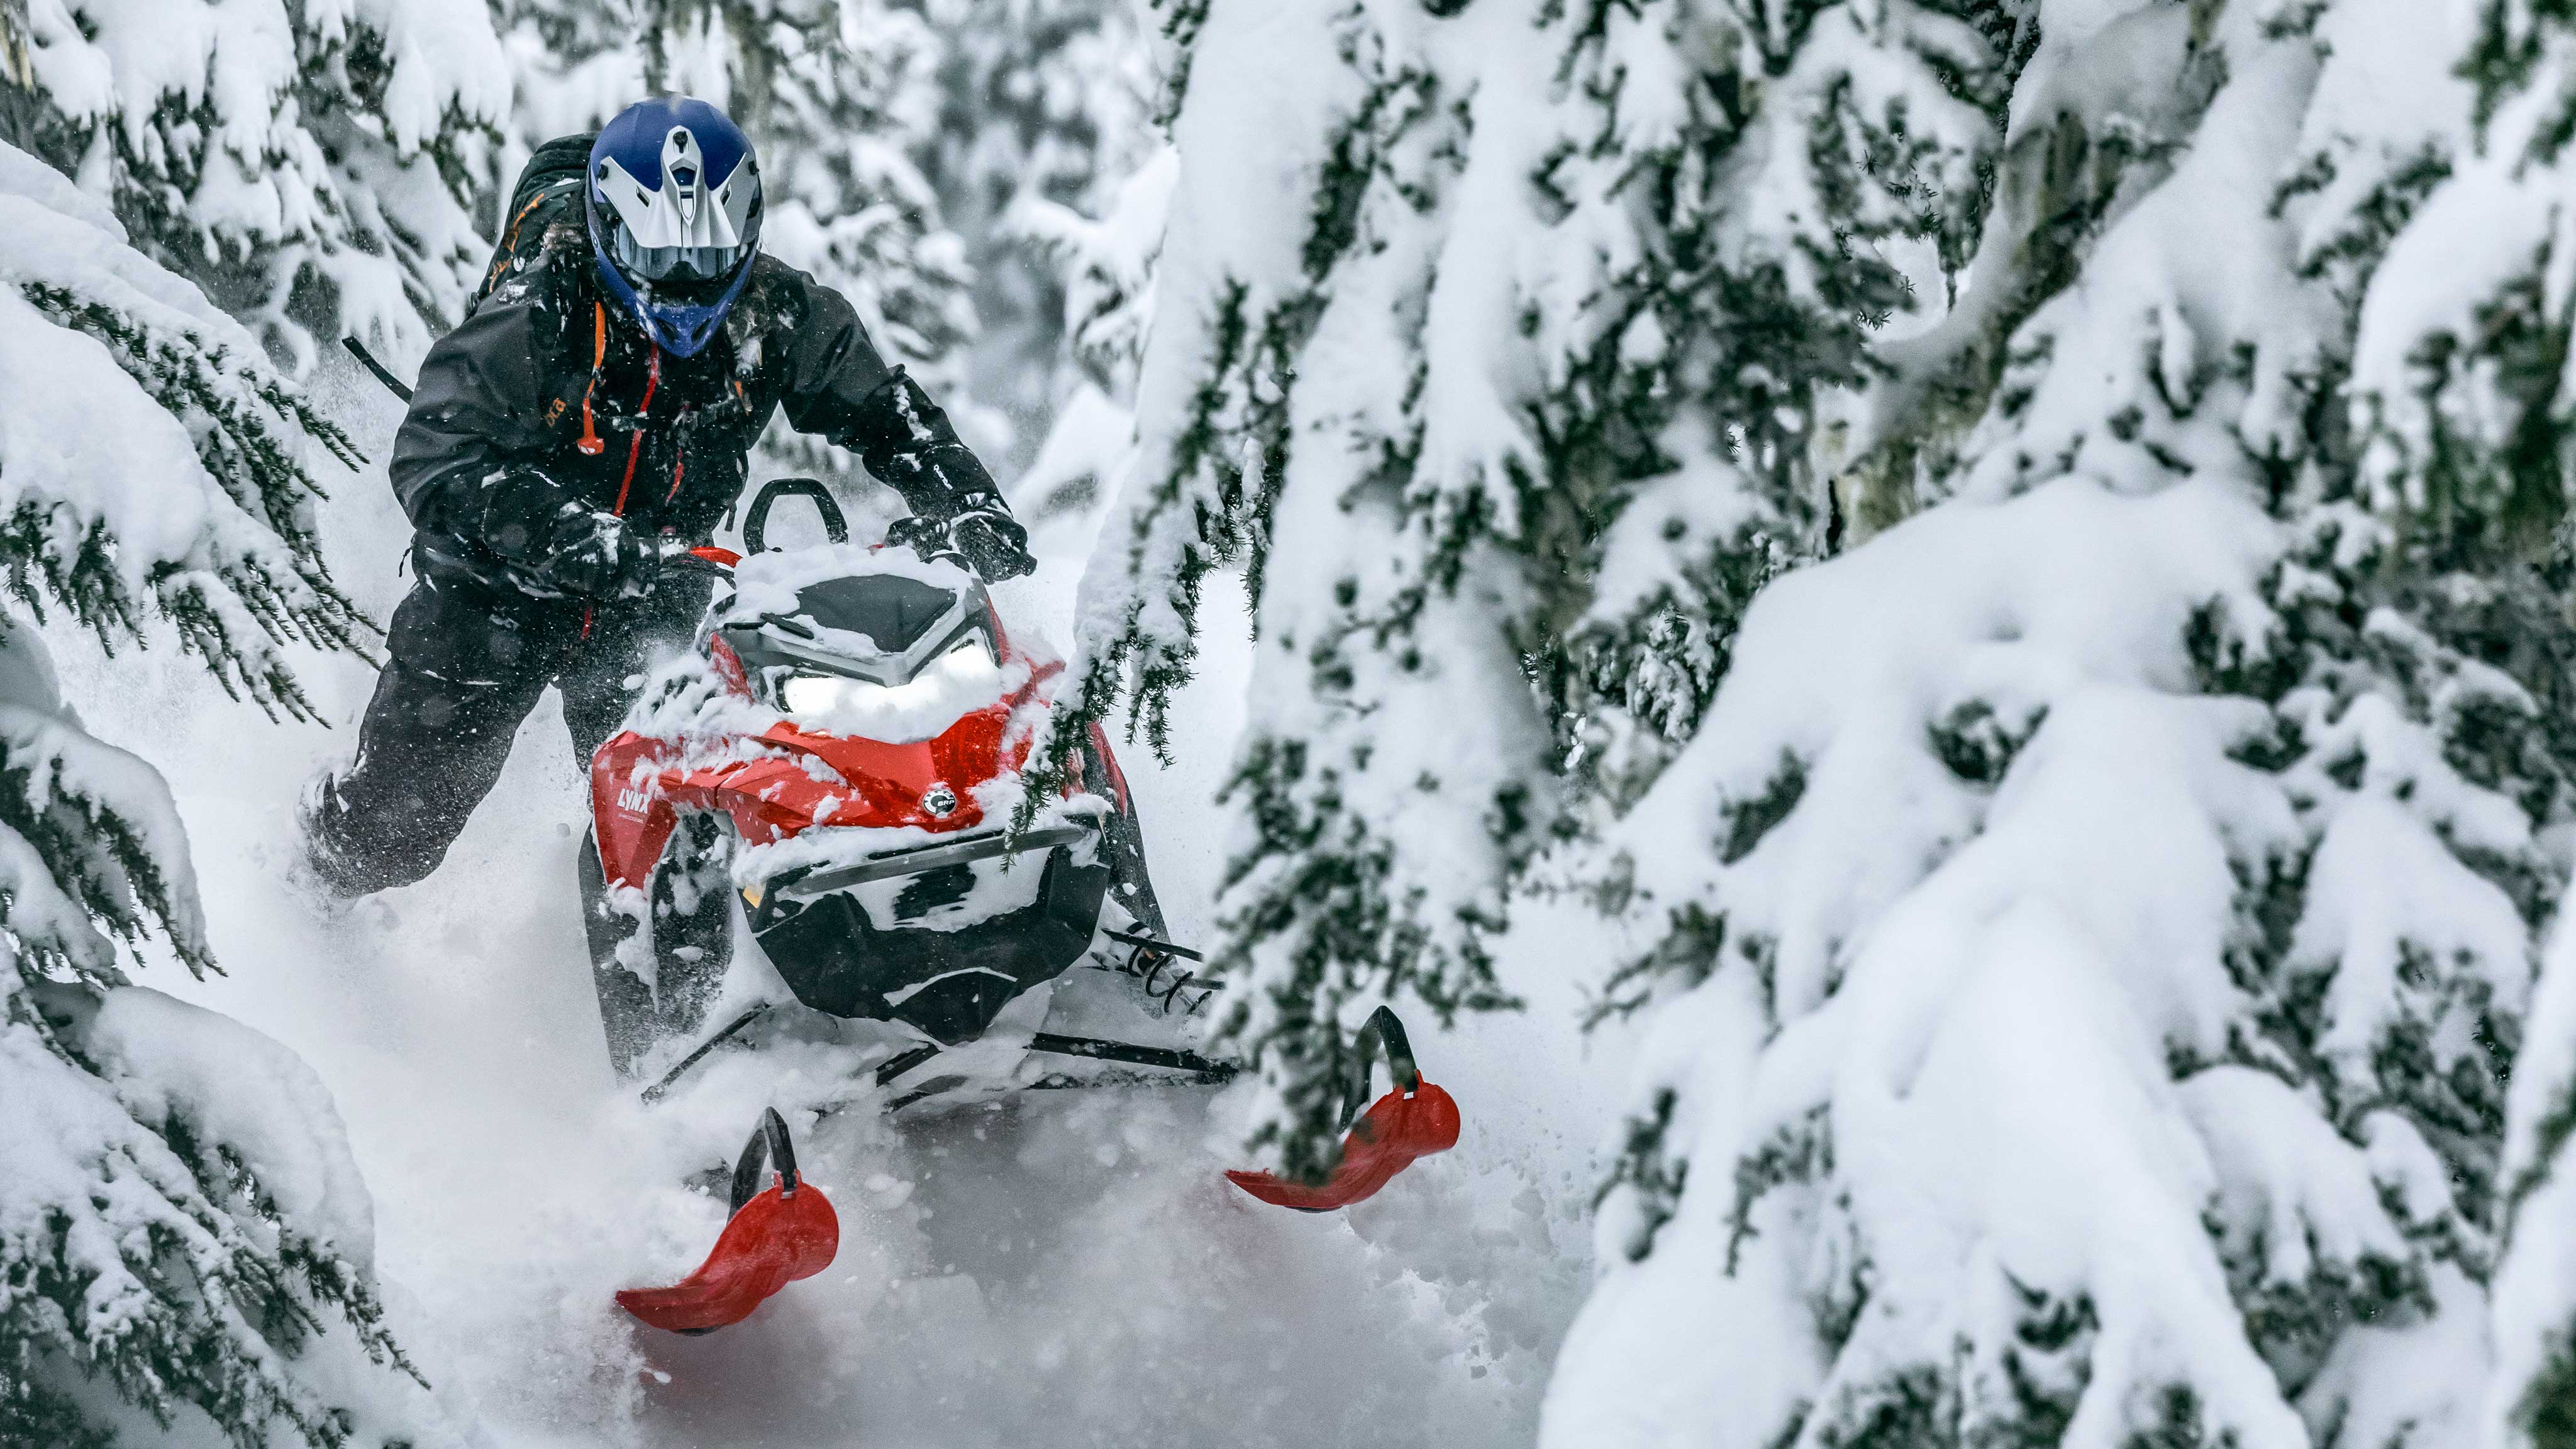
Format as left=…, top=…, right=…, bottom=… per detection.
left=60, top=365, right=1615, bottom=1446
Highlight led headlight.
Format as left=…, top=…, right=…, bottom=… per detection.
left=779, top=671, right=879, bottom=716
left=776, top=635, right=999, bottom=718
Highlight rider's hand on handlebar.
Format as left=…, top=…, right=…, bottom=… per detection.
left=538, top=510, right=660, bottom=599
left=886, top=503, right=1033, bottom=582
left=950, top=504, right=1035, bottom=582
left=480, top=466, right=660, bottom=600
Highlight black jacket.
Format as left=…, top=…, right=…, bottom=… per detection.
left=391, top=221, right=999, bottom=589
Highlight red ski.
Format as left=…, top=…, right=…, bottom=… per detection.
left=1226, top=1007, right=1460, bottom=1212
left=618, top=1109, right=838, bottom=1335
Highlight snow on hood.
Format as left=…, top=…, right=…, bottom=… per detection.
left=781, top=644, right=1028, bottom=746
left=720, top=541, right=982, bottom=630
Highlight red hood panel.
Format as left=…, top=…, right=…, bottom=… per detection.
left=593, top=694, right=1051, bottom=891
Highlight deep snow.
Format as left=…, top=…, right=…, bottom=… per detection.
left=56, top=367, right=1615, bottom=1448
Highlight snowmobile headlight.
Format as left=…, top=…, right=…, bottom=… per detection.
left=776, top=635, right=1001, bottom=721
left=779, top=672, right=875, bottom=716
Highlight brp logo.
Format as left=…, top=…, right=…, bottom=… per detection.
left=921, top=784, right=958, bottom=818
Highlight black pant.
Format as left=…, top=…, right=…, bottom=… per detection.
left=306, top=566, right=730, bottom=1074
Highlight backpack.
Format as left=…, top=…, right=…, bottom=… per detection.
left=471, top=133, right=597, bottom=316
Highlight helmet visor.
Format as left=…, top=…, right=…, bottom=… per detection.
left=611, top=223, right=746, bottom=284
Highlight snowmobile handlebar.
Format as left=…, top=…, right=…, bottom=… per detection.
left=654, top=540, right=740, bottom=577
left=742, top=477, right=848, bottom=554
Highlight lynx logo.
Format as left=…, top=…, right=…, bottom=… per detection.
left=616, top=787, right=655, bottom=814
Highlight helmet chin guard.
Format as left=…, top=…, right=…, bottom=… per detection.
left=587, top=97, right=762, bottom=357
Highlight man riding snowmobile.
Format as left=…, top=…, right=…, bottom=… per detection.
left=301, top=96, right=1035, bottom=1069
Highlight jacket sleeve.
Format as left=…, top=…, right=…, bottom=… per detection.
left=387, top=291, right=558, bottom=546
left=775, top=273, right=1004, bottom=519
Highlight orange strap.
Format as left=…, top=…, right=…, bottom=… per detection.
left=577, top=303, right=608, bottom=455
left=486, top=191, right=552, bottom=291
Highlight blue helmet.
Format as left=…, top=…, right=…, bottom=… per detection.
left=586, top=97, right=763, bottom=357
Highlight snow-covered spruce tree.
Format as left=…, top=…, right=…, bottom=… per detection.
left=1006, top=141, right=1174, bottom=539
left=1039, top=0, right=2003, bottom=1180
left=918, top=0, right=1157, bottom=459
left=1546, top=1, right=2576, bottom=1443
left=0, top=142, right=441, bottom=1448
left=0, top=0, right=507, bottom=370
left=497, top=0, right=984, bottom=496
left=2379, top=2, right=2576, bottom=1443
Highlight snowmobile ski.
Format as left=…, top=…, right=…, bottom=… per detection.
left=616, top=1108, right=838, bottom=1334
left=1226, top=1006, right=1460, bottom=1213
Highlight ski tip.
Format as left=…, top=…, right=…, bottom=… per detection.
left=617, top=1178, right=840, bottom=1334
left=1225, top=1080, right=1460, bottom=1213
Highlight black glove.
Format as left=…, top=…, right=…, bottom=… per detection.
left=886, top=501, right=1035, bottom=582
left=950, top=502, right=1035, bottom=582
left=538, top=510, right=659, bottom=599
left=479, top=466, right=658, bottom=600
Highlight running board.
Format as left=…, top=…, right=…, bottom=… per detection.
left=879, top=1033, right=1238, bottom=1112
left=872, top=1032, right=1232, bottom=1089
left=646, top=1013, right=1238, bottom=1111
left=1029, top=1032, right=1234, bottom=1078
left=641, top=1004, right=775, bottom=1104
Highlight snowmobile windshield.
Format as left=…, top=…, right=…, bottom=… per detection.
left=797, top=575, right=974, bottom=659
left=720, top=570, right=1001, bottom=691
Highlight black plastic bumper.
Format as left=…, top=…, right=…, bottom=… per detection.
left=745, top=824, right=1110, bottom=1044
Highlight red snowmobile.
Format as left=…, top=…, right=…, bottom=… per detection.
left=589, top=481, right=1461, bottom=1334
